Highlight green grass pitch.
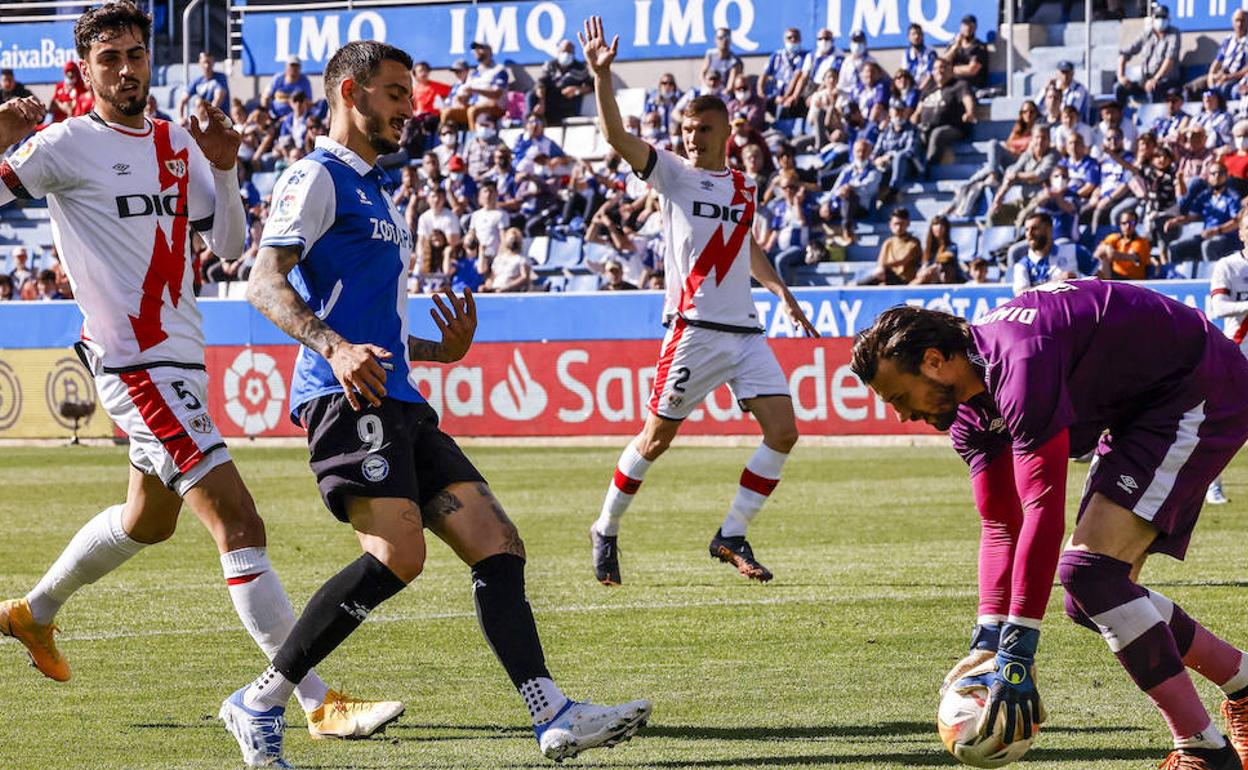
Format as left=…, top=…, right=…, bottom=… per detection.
left=1, top=444, right=1246, bottom=769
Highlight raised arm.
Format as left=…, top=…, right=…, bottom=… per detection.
left=579, top=16, right=651, bottom=172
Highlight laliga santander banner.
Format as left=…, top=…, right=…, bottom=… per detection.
left=203, top=339, right=931, bottom=438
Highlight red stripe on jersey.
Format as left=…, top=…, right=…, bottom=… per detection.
left=678, top=169, right=756, bottom=314
left=128, top=121, right=191, bottom=352
left=1234, top=315, right=1248, bottom=345
left=647, top=318, right=687, bottom=415
left=226, top=573, right=264, bottom=586
left=0, top=160, right=31, bottom=199
left=739, top=468, right=779, bottom=496
left=1211, top=288, right=1230, bottom=296
left=612, top=469, right=643, bottom=495
left=118, top=369, right=205, bottom=473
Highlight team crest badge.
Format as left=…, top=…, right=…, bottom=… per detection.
left=666, top=393, right=683, bottom=408
left=362, top=453, right=390, bottom=482
left=188, top=413, right=215, bottom=434
left=164, top=159, right=187, bottom=178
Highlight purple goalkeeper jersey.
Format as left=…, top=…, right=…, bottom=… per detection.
left=950, top=279, right=1219, bottom=473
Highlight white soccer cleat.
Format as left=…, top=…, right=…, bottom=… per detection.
left=219, top=686, right=294, bottom=768
left=1207, top=480, right=1229, bottom=505
left=535, top=699, right=652, bottom=762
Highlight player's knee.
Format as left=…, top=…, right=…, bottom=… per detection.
left=1063, top=590, right=1100, bottom=633
left=1057, top=549, right=1097, bottom=602
left=766, top=423, right=799, bottom=453
left=381, top=550, right=425, bottom=583
left=637, top=433, right=671, bottom=460
left=125, top=509, right=179, bottom=544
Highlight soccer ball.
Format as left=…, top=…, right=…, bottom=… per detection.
left=937, top=683, right=1037, bottom=768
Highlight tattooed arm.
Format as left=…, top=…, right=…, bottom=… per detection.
left=408, top=287, right=478, bottom=363
left=247, top=244, right=392, bottom=410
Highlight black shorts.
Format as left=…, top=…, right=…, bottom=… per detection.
left=302, top=394, right=486, bottom=523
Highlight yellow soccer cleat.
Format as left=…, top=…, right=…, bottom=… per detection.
left=0, top=598, right=70, bottom=682
left=305, top=689, right=405, bottom=740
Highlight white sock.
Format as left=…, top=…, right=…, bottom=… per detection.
left=521, top=677, right=569, bottom=725
left=720, top=444, right=788, bottom=538
left=1174, top=721, right=1227, bottom=750
left=244, top=665, right=299, bottom=712
left=1221, top=653, right=1248, bottom=697
left=222, top=548, right=330, bottom=713
left=593, top=442, right=652, bottom=537
left=26, top=505, right=146, bottom=625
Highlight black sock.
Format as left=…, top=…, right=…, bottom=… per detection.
left=471, top=553, right=551, bottom=688
left=272, top=552, right=407, bottom=685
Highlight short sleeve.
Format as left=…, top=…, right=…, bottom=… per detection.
left=992, top=335, right=1077, bottom=453
left=0, top=125, right=68, bottom=202
left=491, top=67, right=509, bottom=89
left=636, top=147, right=685, bottom=196
left=259, top=160, right=334, bottom=255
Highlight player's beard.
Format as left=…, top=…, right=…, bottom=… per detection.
left=356, top=92, right=400, bottom=155
left=103, top=78, right=147, bottom=117
left=921, top=377, right=960, bottom=432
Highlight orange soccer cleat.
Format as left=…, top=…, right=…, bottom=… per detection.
left=0, top=598, right=70, bottom=682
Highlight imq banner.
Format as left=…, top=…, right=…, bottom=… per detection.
left=238, top=0, right=991, bottom=76
left=1170, top=0, right=1246, bottom=32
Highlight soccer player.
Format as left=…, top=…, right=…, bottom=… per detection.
left=851, top=281, right=1248, bottom=769
left=0, top=2, right=400, bottom=742
left=579, top=16, right=819, bottom=586
left=1204, top=215, right=1248, bottom=506
left=218, top=40, right=651, bottom=768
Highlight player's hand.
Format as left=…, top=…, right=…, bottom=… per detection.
left=578, top=16, right=618, bottom=78
left=189, top=103, right=241, bottom=171
left=940, top=622, right=1001, bottom=695
left=782, top=294, right=820, bottom=337
left=429, top=286, right=477, bottom=363
left=968, top=624, right=1045, bottom=744
left=0, top=96, right=45, bottom=146
left=327, top=342, right=392, bottom=410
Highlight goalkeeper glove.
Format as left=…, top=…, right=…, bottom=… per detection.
left=939, top=622, right=1000, bottom=695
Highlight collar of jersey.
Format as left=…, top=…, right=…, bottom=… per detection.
left=87, top=111, right=153, bottom=137
left=314, top=135, right=375, bottom=177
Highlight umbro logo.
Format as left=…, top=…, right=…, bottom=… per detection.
left=988, top=417, right=1006, bottom=433
left=113, top=163, right=130, bottom=175
left=1117, top=474, right=1139, bottom=494
left=356, top=188, right=371, bottom=205
left=699, top=180, right=714, bottom=191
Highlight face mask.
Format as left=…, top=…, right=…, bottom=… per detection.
left=1236, top=136, right=1248, bottom=150
left=733, top=134, right=749, bottom=146
left=645, top=128, right=664, bottom=139
left=557, top=51, right=573, bottom=67
left=891, top=117, right=903, bottom=129
left=450, top=172, right=463, bottom=182
left=1152, top=17, right=1166, bottom=32
left=441, top=134, right=457, bottom=147
left=734, top=89, right=749, bottom=100
left=853, top=157, right=867, bottom=168
left=817, top=40, right=833, bottom=55
left=534, top=166, right=549, bottom=177
left=478, top=127, right=496, bottom=140
left=785, top=42, right=800, bottom=54
left=1050, top=178, right=1066, bottom=192
left=851, top=42, right=866, bottom=56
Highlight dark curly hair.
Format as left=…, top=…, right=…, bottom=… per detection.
left=324, top=40, right=413, bottom=107
left=74, top=1, right=151, bottom=58
left=850, top=305, right=972, bottom=384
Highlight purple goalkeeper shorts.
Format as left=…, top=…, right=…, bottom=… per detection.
left=1078, top=329, right=1248, bottom=559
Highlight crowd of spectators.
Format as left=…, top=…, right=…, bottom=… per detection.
left=1, top=3, right=1246, bottom=299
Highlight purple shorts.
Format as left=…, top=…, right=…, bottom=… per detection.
left=1079, top=331, right=1248, bottom=559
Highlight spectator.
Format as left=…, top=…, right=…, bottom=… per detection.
left=1116, top=3, right=1180, bottom=105
left=1090, top=127, right=1140, bottom=231
left=915, top=58, right=976, bottom=167
left=1096, top=208, right=1152, bottom=279
left=144, top=94, right=171, bottom=122
left=47, top=248, right=71, bottom=300
left=1152, top=87, right=1189, bottom=144
left=433, top=124, right=460, bottom=167
left=179, top=51, right=228, bottom=119
left=446, top=232, right=487, bottom=294
left=440, top=42, right=509, bottom=129
left=873, top=100, right=922, bottom=202
left=482, top=227, right=532, bottom=292
left=805, top=66, right=841, bottom=149
left=903, top=23, right=937, bottom=90
left=891, top=68, right=921, bottom=111
left=1117, top=143, right=1178, bottom=239
left=403, top=61, right=450, bottom=156
left=640, top=110, right=672, bottom=150
left=959, top=123, right=1054, bottom=221
left=1035, top=164, right=1084, bottom=242
left=393, top=164, right=422, bottom=234
left=741, top=143, right=772, bottom=202
left=0, top=274, right=12, bottom=301
left=1045, top=60, right=1089, bottom=122
left=1188, top=9, right=1248, bottom=100
left=821, top=138, right=881, bottom=244
left=726, top=74, right=767, bottom=133
left=726, top=114, right=772, bottom=173
left=468, top=181, right=507, bottom=258
left=263, top=57, right=313, bottom=119
left=766, top=142, right=816, bottom=200
left=49, top=61, right=92, bottom=123
left=644, top=73, right=683, bottom=134
left=803, top=29, right=842, bottom=96
left=484, top=145, right=523, bottom=223
left=444, top=155, right=478, bottom=218
left=530, top=39, right=593, bottom=126
left=854, top=61, right=890, bottom=124
left=1052, top=103, right=1095, bottom=157
left=0, top=68, right=32, bottom=106
left=1011, top=213, right=1078, bottom=295
left=440, top=59, right=473, bottom=126
left=858, top=207, right=921, bottom=285
left=941, top=14, right=989, bottom=91
left=760, top=27, right=809, bottom=118
left=600, top=259, right=639, bottom=291
left=766, top=171, right=815, bottom=284
left=278, top=91, right=312, bottom=149
left=967, top=257, right=992, bottom=284
left=1091, top=99, right=1138, bottom=157
left=464, top=112, right=501, bottom=179
left=911, top=250, right=966, bottom=285
left=675, top=69, right=726, bottom=123
left=1223, top=119, right=1248, bottom=183
left=837, top=30, right=875, bottom=99
left=1175, top=124, right=1213, bottom=197
left=512, top=114, right=566, bottom=173
left=921, top=214, right=959, bottom=267
left=1165, top=161, right=1241, bottom=262
left=416, top=186, right=462, bottom=269
left=413, top=228, right=449, bottom=294
left=516, top=153, right=562, bottom=235
left=8, top=247, right=31, bottom=286
left=1189, top=89, right=1233, bottom=148
left=703, top=27, right=744, bottom=86
left=983, top=100, right=1040, bottom=179
left=1063, top=131, right=1101, bottom=208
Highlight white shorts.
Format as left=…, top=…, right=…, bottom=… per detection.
left=647, top=320, right=790, bottom=420
left=89, top=360, right=231, bottom=496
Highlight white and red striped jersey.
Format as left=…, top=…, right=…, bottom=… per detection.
left=638, top=147, right=760, bottom=331
left=0, top=115, right=225, bottom=370
left=1210, top=250, right=1248, bottom=355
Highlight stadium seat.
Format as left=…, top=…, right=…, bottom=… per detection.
left=615, top=87, right=647, bottom=119
left=950, top=227, right=979, bottom=260
left=582, top=241, right=617, bottom=266
left=252, top=171, right=279, bottom=199
left=546, top=236, right=583, bottom=267
left=526, top=235, right=550, bottom=265
left=542, top=274, right=568, bottom=292
left=980, top=226, right=1017, bottom=259
left=562, top=125, right=599, bottom=159
left=567, top=273, right=602, bottom=292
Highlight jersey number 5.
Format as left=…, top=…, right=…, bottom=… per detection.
left=171, top=380, right=202, bottom=410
